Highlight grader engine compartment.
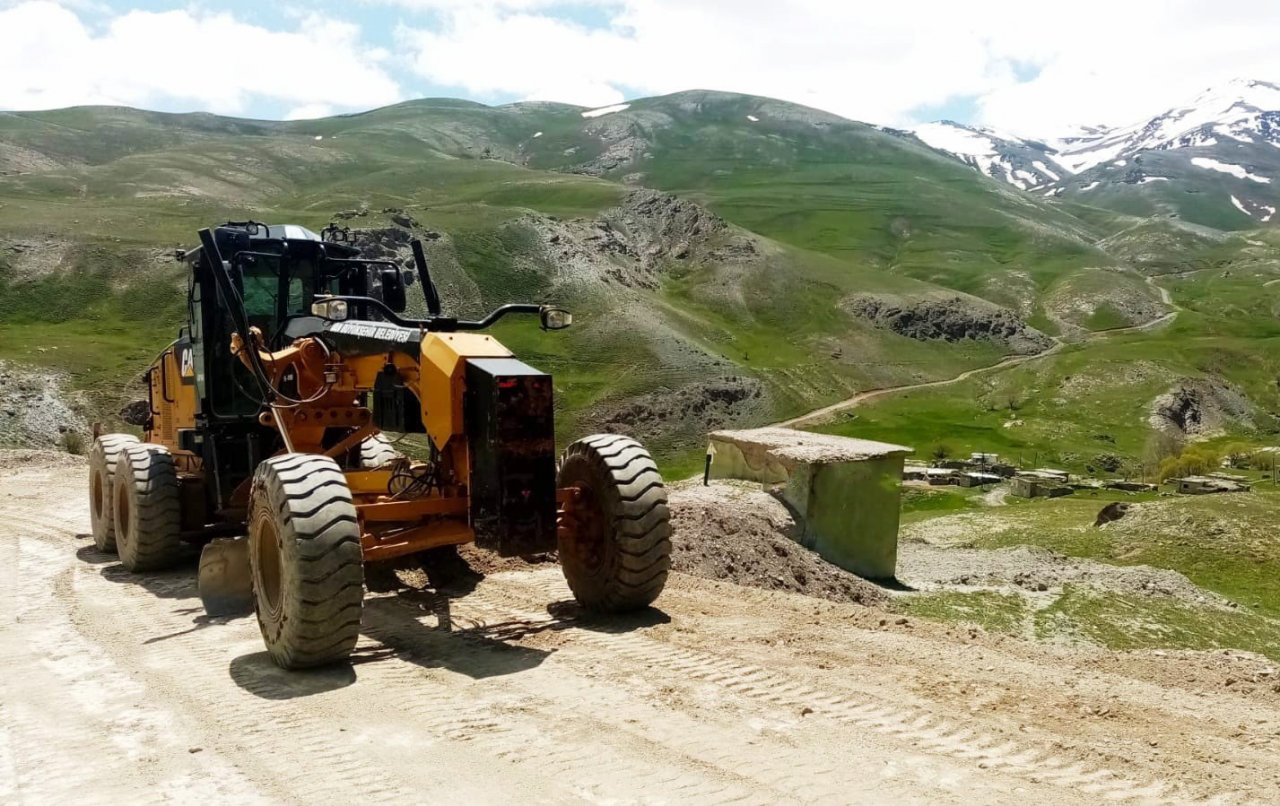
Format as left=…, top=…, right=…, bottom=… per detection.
left=465, top=357, right=558, bottom=557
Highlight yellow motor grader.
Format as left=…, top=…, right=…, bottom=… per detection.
left=87, top=221, right=671, bottom=669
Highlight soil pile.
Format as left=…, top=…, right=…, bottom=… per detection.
left=666, top=480, right=889, bottom=606
left=0, top=361, right=87, bottom=449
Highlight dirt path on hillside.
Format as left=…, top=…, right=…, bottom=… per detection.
left=775, top=341, right=1066, bottom=428
left=777, top=277, right=1178, bottom=428
left=2, top=455, right=1277, bottom=804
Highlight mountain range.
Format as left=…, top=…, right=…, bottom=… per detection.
left=913, top=79, right=1280, bottom=229
left=2, top=84, right=1279, bottom=475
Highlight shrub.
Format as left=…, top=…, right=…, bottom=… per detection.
left=61, top=430, right=86, bottom=456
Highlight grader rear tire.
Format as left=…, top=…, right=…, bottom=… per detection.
left=557, top=434, right=672, bottom=612
left=249, top=454, right=364, bottom=669
left=88, top=433, right=139, bottom=553
left=113, top=443, right=185, bottom=572
left=359, top=434, right=402, bottom=469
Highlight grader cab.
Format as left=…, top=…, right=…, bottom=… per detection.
left=87, top=221, right=672, bottom=669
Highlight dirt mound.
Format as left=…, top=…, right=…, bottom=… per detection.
left=409, top=480, right=892, bottom=609
left=0, top=361, right=87, bottom=450
left=667, top=481, right=889, bottom=606
left=842, top=294, right=1051, bottom=355
left=1148, top=377, right=1254, bottom=437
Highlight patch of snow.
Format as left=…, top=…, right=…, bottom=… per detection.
left=1043, top=187, right=1063, bottom=197
left=913, top=122, right=997, bottom=158
left=1262, top=205, right=1276, bottom=223
left=1012, top=169, right=1038, bottom=189
left=1138, top=176, right=1170, bottom=184
left=1215, top=124, right=1256, bottom=143
left=581, top=103, right=631, bottom=119
left=532, top=131, right=543, bottom=138
left=1190, top=156, right=1271, bottom=183
left=313, top=135, right=323, bottom=141
left=1114, top=159, right=1127, bottom=167
left=1079, top=181, right=1102, bottom=192
left=1231, top=195, right=1251, bottom=216
left=1032, top=160, right=1060, bottom=181
left=746, top=114, right=759, bottom=122
left=1169, top=131, right=1218, bottom=149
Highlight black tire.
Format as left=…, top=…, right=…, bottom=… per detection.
left=113, top=443, right=184, bottom=571
left=557, top=434, right=671, bottom=612
left=88, top=433, right=138, bottom=553
left=249, top=454, right=364, bottom=669
left=360, top=434, right=402, bottom=469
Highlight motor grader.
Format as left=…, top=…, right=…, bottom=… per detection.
left=87, top=221, right=671, bottom=669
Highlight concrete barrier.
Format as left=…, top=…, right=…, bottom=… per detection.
left=707, top=428, right=912, bottom=579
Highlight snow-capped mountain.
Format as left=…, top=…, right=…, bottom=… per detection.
left=1051, top=79, right=1280, bottom=172
left=914, top=79, right=1280, bottom=228
left=912, top=121, right=1062, bottom=190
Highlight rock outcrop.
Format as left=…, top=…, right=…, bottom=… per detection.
left=843, top=294, right=1052, bottom=355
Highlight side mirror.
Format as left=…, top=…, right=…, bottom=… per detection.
left=380, top=267, right=407, bottom=313
left=540, top=306, right=573, bottom=330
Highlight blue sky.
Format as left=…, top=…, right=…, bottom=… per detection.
left=3, top=1, right=1278, bottom=134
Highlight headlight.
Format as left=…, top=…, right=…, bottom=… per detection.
left=540, top=306, right=573, bottom=330
left=311, top=299, right=349, bottom=320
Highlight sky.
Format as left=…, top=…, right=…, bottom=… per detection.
left=2, top=0, right=1279, bottom=136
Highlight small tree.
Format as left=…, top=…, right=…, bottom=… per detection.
left=931, top=443, right=952, bottom=463
left=1157, top=444, right=1223, bottom=481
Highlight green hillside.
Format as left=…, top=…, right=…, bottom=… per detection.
left=2, top=91, right=1278, bottom=476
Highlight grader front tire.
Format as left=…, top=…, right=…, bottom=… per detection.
left=249, top=454, right=364, bottom=669
left=557, top=435, right=672, bottom=612
left=88, top=433, right=139, bottom=553
left=113, top=443, right=185, bottom=572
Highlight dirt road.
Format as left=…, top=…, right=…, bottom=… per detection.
left=775, top=342, right=1066, bottom=428
left=2, top=454, right=1277, bottom=804
left=776, top=276, right=1179, bottom=429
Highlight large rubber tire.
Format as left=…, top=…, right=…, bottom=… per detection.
left=113, top=443, right=185, bottom=571
left=360, top=434, right=402, bottom=469
left=557, top=434, right=672, bottom=612
left=88, top=433, right=138, bottom=553
left=249, top=454, right=364, bottom=669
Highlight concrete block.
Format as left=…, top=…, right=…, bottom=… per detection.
left=707, top=428, right=912, bottom=579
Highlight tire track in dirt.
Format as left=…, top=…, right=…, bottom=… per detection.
left=359, top=593, right=963, bottom=804
left=10, top=514, right=542, bottom=804
left=11, top=509, right=810, bottom=805
left=474, top=570, right=1190, bottom=804
left=5, top=522, right=266, bottom=805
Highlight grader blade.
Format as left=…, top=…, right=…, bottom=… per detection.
left=198, top=537, right=253, bottom=617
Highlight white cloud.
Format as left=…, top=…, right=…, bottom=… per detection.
left=285, top=103, right=337, bottom=121
left=392, top=0, right=1280, bottom=135
left=0, top=2, right=402, bottom=114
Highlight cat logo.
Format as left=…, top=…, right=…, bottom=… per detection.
left=178, top=345, right=196, bottom=384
